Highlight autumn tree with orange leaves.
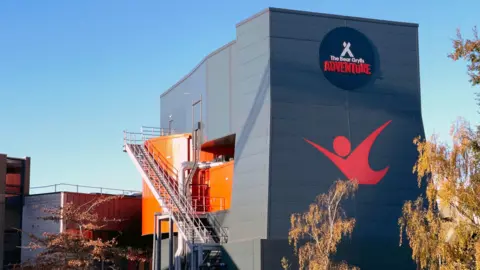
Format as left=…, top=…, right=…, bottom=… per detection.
left=398, top=27, right=480, bottom=270
left=18, top=195, right=147, bottom=270
left=282, top=180, right=359, bottom=270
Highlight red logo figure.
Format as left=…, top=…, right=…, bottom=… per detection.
left=304, top=120, right=392, bottom=185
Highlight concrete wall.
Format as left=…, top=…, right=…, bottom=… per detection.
left=21, top=193, right=62, bottom=263
left=265, top=8, right=423, bottom=270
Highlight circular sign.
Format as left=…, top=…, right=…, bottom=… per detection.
left=319, top=27, right=376, bottom=90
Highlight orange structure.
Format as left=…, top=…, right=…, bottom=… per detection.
left=139, top=132, right=234, bottom=235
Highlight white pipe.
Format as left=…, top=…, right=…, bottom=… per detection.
left=198, top=161, right=224, bottom=169
left=174, top=162, right=189, bottom=270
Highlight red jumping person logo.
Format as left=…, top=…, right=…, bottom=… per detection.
left=304, top=120, right=392, bottom=185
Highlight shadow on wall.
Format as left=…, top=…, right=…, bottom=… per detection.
left=220, top=246, right=240, bottom=270
left=234, top=60, right=271, bottom=165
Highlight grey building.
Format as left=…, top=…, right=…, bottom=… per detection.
left=129, top=7, right=425, bottom=269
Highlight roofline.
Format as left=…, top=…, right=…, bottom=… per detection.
left=160, top=7, right=418, bottom=99
left=267, top=7, right=418, bottom=27
left=160, top=40, right=236, bottom=98
left=236, top=7, right=270, bottom=27
left=26, top=191, right=141, bottom=197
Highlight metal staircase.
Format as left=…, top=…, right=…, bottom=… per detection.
left=123, top=128, right=227, bottom=246
left=124, top=133, right=210, bottom=244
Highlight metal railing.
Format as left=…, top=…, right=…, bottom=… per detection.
left=30, top=183, right=140, bottom=196
left=124, top=131, right=218, bottom=244
left=142, top=142, right=213, bottom=243
left=191, top=196, right=226, bottom=213
left=140, top=126, right=175, bottom=137
left=123, top=126, right=175, bottom=148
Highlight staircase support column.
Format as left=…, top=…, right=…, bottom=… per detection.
left=169, top=216, right=174, bottom=270
left=153, top=213, right=169, bottom=270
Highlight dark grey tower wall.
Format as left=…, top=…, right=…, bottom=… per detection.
left=265, top=9, right=424, bottom=270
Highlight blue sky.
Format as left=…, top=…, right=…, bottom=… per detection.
left=0, top=0, right=478, bottom=191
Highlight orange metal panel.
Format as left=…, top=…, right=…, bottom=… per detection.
left=199, top=151, right=214, bottom=162
left=142, top=180, right=161, bottom=235
left=207, top=161, right=234, bottom=211
left=141, top=180, right=178, bottom=235
left=145, top=134, right=191, bottom=178
left=142, top=134, right=189, bottom=235
left=5, top=173, right=21, bottom=194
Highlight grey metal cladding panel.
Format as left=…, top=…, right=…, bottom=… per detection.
left=261, top=236, right=416, bottom=270
left=270, top=38, right=347, bottom=106
left=270, top=12, right=420, bottom=97
left=345, top=19, right=418, bottom=51
left=347, top=108, right=424, bottom=191
left=261, top=239, right=299, bottom=270
left=231, top=74, right=270, bottom=132
left=236, top=11, right=270, bottom=47
left=226, top=108, right=270, bottom=241
left=224, top=201, right=268, bottom=241
left=160, top=62, right=207, bottom=134
left=236, top=38, right=270, bottom=66
left=271, top=103, right=348, bottom=136
left=345, top=21, right=419, bottom=96
left=268, top=106, right=349, bottom=239
left=224, top=12, right=272, bottom=243
left=228, top=187, right=268, bottom=223
left=206, top=46, right=231, bottom=140
left=235, top=53, right=270, bottom=85
left=231, top=44, right=270, bottom=130
left=222, top=239, right=262, bottom=270
left=159, top=237, right=178, bottom=269
left=21, top=193, right=62, bottom=263
left=225, top=150, right=270, bottom=241
left=347, top=90, right=421, bottom=113
left=269, top=36, right=419, bottom=99
left=235, top=148, right=269, bottom=174
left=270, top=10, right=416, bottom=41
left=269, top=11, right=346, bottom=41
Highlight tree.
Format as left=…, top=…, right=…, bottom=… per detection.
left=449, top=26, right=480, bottom=87
left=18, top=195, right=147, bottom=270
left=399, top=118, right=480, bottom=269
left=398, top=26, right=480, bottom=270
left=282, top=180, right=359, bottom=270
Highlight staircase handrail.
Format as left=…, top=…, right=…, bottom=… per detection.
left=124, top=131, right=213, bottom=243
left=142, top=145, right=211, bottom=242
left=144, top=142, right=179, bottom=179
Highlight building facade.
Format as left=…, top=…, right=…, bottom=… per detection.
left=0, top=154, right=31, bottom=269
left=21, top=191, right=144, bottom=265
left=157, top=7, right=425, bottom=269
